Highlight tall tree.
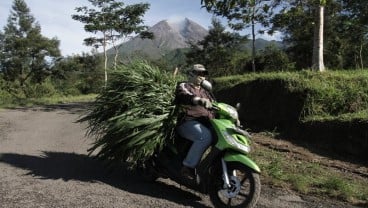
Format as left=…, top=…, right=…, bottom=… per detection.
left=109, top=4, right=153, bottom=70
left=311, top=0, right=326, bottom=71
left=270, top=0, right=327, bottom=71
left=201, top=0, right=274, bottom=72
left=270, top=5, right=311, bottom=69
left=259, top=44, right=294, bottom=71
left=72, top=0, right=152, bottom=86
left=52, top=52, right=104, bottom=94
left=0, top=0, right=60, bottom=92
left=339, top=0, right=368, bottom=69
left=186, top=18, right=247, bottom=77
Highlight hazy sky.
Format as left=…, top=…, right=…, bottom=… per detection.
left=1, top=0, right=279, bottom=56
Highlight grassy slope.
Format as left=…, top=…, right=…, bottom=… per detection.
left=214, top=70, right=368, bottom=122
left=214, top=70, right=368, bottom=205
left=252, top=132, right=368, bottom=206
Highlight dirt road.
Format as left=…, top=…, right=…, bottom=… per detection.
left=0, top=103, right=361, bottom=208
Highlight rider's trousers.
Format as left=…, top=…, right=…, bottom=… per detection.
left=177, top=120, right=212, bottom=168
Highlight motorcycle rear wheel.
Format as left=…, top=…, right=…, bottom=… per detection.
left=209, top=162, right=261, bottom=208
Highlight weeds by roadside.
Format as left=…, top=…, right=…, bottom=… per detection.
left=251, top=132, right=368, bottom=206
left=0, top=94, right=97, bottom=108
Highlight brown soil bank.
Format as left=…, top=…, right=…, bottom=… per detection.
left=215, top=79, right=368, bottom=164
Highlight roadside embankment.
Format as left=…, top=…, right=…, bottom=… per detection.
left=214, top=70, right=368, bottom=163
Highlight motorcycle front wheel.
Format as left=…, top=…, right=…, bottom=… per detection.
left=209, top=162, right=261, bottom=208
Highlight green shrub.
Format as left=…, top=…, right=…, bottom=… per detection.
left=23, top=80, right=57, bottom=98
left=0, top=80, right=14, bottom=106
left=298, top=71, right=368, bottom=120
left=214, top=70, right=368, bottom=122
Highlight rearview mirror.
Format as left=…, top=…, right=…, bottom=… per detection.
left=236, top=103, right=241, bottom=111
left=201, top=80, right=212, bottom=91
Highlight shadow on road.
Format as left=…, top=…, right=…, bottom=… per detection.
left=5, top=103, right=90, bottom=115
left=0, top=151, right=210, bottom=208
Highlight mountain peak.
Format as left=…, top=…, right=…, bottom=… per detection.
left=145, top=17, right=208, bottom=49
left=114, top=18, right=208, bottom=60
left=166, top=17, right=189, bottom=34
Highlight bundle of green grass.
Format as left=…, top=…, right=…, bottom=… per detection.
left=79, top=60, right=182, bottom=167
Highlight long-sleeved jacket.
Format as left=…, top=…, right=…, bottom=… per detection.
left=174, top=82, right=215, bottom=125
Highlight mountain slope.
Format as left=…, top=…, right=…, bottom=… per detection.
left=115, top=18, right=208, bottom=60
left=110, top=18, right=283, bottom=62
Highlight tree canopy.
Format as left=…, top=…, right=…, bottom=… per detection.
left=72, top=0, right=152, bottom=86
left=201, top=0, right=276, bottom=72
left=0, top=0, right=61, bottom=91
left=186, top=18, right=248, bottom=76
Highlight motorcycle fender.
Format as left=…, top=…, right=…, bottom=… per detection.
left=223, top=152, right=261, bottom=173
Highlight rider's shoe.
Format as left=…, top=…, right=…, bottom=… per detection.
left=180, top=166, right=195, bottom=181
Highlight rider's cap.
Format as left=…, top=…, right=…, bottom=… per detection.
left=190, top=64, right=208, bottom=76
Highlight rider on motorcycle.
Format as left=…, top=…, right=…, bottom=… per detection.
left=174, top=64, right=216, bottom=180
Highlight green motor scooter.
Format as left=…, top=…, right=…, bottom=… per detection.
left=139, top=81, right=261, bottom=208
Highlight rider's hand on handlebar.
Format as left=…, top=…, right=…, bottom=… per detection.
left=193, top=97, right=212, bottom=109
left=198, top=98, right=212, bottom=109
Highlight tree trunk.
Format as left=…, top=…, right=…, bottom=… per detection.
left=113, top=44, right=118, bottom=71
left=103, top=32, right=108, bottom=87
left=312, top=5, right=325, bottom=72
left=111, top=34, right=119, bottom=71
left=251, top=5, right=256, bottom=72
left=359, top=43, right=364, bottom=69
